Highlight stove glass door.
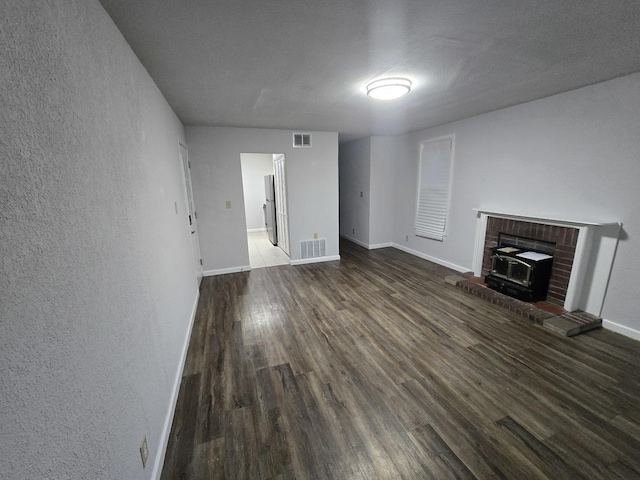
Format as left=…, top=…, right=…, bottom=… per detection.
left=491, top=255, right=510, bottom=279
left=508, top=259, right=532, bottom=287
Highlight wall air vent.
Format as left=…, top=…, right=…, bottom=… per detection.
left=293, top=132, right=312, bottom=148
left=301, top=238, right=326, bottom=259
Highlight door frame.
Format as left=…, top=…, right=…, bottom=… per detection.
left=178, top=139, right=203, bottom=285
left=273, top=153, right=290, bottom=256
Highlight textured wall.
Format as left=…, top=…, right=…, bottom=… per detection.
left=0, top=2, right=197, bottom=479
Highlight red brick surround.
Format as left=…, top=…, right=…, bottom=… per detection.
left=481, top=217, right=578, bottom=306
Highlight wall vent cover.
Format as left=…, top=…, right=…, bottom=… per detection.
left=293, top=132, right=312, bottom=148
left=301, top=238, right=326, bottom=259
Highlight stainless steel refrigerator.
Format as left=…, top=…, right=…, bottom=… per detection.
left=264, top=175, right=277, bottom=245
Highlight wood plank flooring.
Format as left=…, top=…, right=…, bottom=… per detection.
left=161, top=239, right=640, bottom=479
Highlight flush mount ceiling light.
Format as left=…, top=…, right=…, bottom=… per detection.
left=366, top=77, right=412, bottom=100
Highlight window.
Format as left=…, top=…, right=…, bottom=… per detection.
left=415, top=136, right=454, bottom=241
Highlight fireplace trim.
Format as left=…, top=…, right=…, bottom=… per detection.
left=472, top=209, right=621, bottom=315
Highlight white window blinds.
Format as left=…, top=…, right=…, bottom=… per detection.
left=415, top=137, right=453, bottom=241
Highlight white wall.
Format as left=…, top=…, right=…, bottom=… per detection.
left=0, top=2, right=198, bottom=479
left=186, top=127, right=339, bottom=271
left=369, top=136, right=400, bottom=247
left=339, top=138, right=371, bottom=246
left=392, top=72, right=640, bottom=335
left=240, top=153, right=274, bottom=231
left=338, top=136, right=403, bottom=249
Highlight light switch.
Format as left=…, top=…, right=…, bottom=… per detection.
left=225, top=200, right=232, bottom=209
left=360, top=191, right=363, bottom=197
left=174, top=202, right=178, bottom=214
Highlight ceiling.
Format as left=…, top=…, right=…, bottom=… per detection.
left=98, top=0, right=640, bottom=144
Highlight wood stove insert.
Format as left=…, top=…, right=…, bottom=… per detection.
left=485, top=245, right=553, bottom=301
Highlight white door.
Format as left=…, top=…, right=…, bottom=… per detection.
left=273, top=154, right=290, bottom=256
left=179, top=143, right=203, bottom=285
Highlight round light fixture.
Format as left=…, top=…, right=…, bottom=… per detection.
left=366, top=77, right=412, bottom=100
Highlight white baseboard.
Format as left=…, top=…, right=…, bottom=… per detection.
left=340, top=235, right=469, bottom=273
left=247, top=228, right=266, bottom=233
left=290, top=255, right=341, bottom=266
left=339, top=234, right=393, bottom=251
left=391, top=243, right=469, bottom=273
left=151, top=288, right=200, bottom=480
left=203, top=265, right=252, bottom=276
left=369, top=242, right=393, bottom=250
left=339, top=234, right=369, bottom=249
left=602, top=319, right=640, bottom=341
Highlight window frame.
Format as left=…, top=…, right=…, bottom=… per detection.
left=414, top=135, right=455, bottom=241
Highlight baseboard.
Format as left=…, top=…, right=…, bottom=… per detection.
left=340, top=236, right=469, bottom=273
left=339, top=234, right=393, bottom=251
left=203, top=265, right=252, bottom=276
left=602, top=319, right=640, bottom=341
left=247, top=228, right=266, bottom=233
left=369, top=242, right=393, bottom=250
left=339, top=234, right=369, bottom=249
left=151, top=288, right=200, bottom=480
left=391, top=243, right=469, bottom=273
left=290, top=255, right=341, bottom=266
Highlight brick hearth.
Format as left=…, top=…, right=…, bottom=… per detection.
left=445, top=273, right=602, bottom=337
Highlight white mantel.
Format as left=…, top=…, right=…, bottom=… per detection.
left=472, top=209, right=622, bottom=315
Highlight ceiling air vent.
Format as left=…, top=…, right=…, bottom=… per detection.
left=293, top=132, right=312, bottom=148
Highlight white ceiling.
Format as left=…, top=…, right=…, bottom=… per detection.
left=98, top=0, right=640, bottom=144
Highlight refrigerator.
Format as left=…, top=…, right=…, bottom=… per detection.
left=264, top=175, right=277, bottom=245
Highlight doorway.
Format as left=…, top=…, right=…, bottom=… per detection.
left=179, top=142, right=203, bottom=285
left=240, top=153, right=290, bottom=269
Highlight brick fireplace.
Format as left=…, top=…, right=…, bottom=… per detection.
left=472, top=209, right=621, bottom=316
left=481, top=217, right=578, bottom=306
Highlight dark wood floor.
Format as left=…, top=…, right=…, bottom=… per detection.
left=161, top=240, right=640, bottom=479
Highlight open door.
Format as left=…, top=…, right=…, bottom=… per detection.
left=273, top=154, right=290, bottom=256
left=179, top=143, right=203, bottom=285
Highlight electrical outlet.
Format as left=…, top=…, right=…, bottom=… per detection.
left=140, top=435, right=148, bottom=468
left=313, top=232, right=318, bottom=239
left=225, top=200, right=231, bottom=209
left=174, top=202, right=178, bottom=214
left=360, top=191, right=363, bottom=197
left=405, top=235, right=409, bottom=241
